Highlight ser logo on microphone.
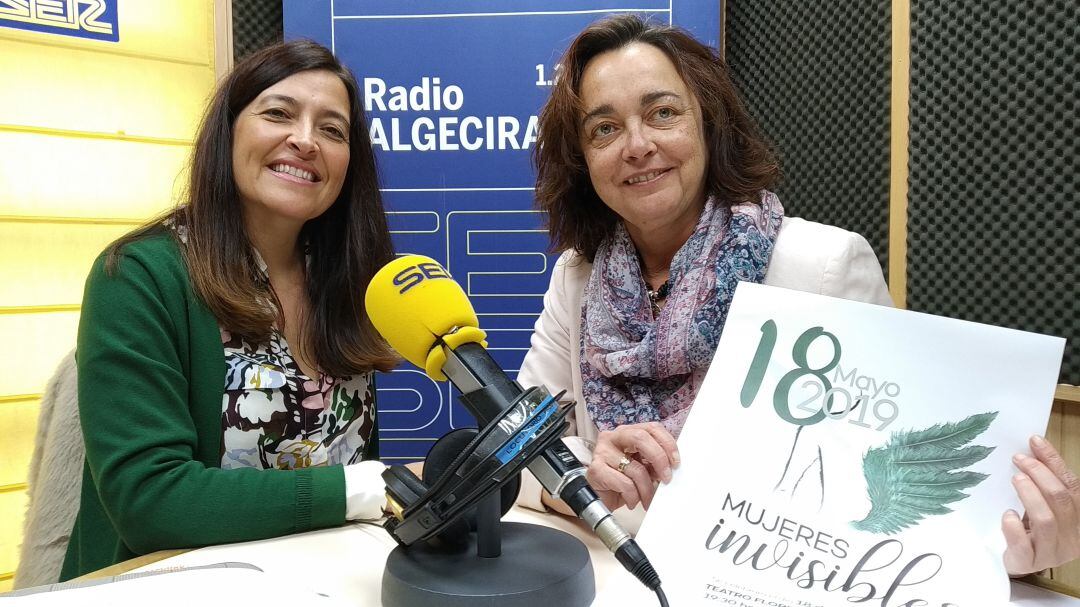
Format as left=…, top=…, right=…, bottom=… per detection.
left=393, top=262, right=450, bottom=294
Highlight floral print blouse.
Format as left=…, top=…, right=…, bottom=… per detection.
left=216, top=248, right=376, bottom=471
left=219, top=328, right=376, bottom=471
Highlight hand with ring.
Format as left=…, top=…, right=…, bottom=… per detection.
left=586, top=421, right=680, bottom=511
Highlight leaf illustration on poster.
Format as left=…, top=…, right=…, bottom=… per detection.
left=853, top=412, right=997, bottom=534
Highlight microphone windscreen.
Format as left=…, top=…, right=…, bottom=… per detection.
left=365, top=255, right=484, bottom=373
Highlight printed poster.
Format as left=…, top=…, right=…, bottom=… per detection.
left=603, top=283, right=1065, bottom=606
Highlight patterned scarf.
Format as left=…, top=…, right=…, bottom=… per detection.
left=580, top=192, right=784, bottom=438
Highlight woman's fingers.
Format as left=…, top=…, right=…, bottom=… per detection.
left=587, top=456, right=641, bottom=509
left=1029, top=436, right=1080, bottom=514
left=622, top=457, right=657, bottom=509
left=1002, top=436, right=1080, bottom=575
left=601, top=422, right=679, bottom=484
left=1002, top=509, right=1035, bottom=575
left=589, top=421, right=681, bottom=511
left=1005, top=436, right=1080, bottom=573
left=593, top=487, right=624, bottom=512
left=1011, top=470, right=1059, bottom=568
left=1014, top=450, right=1080, bottom=538
left=634, top=422, right=680, bottom=482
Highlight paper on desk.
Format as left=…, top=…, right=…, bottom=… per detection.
left=0, top=565, right=351, bottom=606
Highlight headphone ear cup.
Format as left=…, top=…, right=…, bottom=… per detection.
left=384, top=464, right=427, bottom=510
left=423, top=429, right=478, bottom=547
left=423, top=428, right=522, bottom=534
left=422, top=428, right=479, bottom=486
left=383, top=464, right=471, bottom=549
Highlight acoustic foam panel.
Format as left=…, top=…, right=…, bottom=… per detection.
left=908, top=0, right=1078, bottom=384
left=725, top=0, right=893, bottom=277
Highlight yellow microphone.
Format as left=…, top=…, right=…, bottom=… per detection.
left=365, top=254, right=665, bottom=597
left=364, top=255, right=487, bottom=380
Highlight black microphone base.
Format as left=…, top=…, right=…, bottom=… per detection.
left=381, top=522, right=595, bottom=607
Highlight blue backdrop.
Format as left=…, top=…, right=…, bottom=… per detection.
left=284, top=0, right=720, bottom=461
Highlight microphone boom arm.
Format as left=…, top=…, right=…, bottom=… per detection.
left=439, top=340, right=662, bottom=593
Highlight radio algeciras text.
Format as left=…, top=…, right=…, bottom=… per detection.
left=364, top=77, right=537, bottom=152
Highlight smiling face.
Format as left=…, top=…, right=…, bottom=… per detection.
left=578, top=43, right=708, bottom=246
left=231, top=69, right=352, bottom=234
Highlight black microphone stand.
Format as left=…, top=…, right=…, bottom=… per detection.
left=381, top=355, right=596, bottom=607
left=382, top=494, right=595, bottom=606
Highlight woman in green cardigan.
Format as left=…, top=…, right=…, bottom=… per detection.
left=61, top=40, right=398, bottom=580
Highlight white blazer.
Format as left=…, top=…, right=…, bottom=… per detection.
left=515, top=217, right=893, bottom=514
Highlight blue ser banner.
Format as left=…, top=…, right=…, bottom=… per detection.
left=0, top=0, right=119, bottom=42
left=284, top=0, right=719, bottom=460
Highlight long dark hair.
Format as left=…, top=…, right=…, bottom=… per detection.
left=108, top=40, right=398, bottom=375
left=534, top=15, right=780, bottom=261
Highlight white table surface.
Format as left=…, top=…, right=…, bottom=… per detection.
left=119, top=507, right=1079, bottom=607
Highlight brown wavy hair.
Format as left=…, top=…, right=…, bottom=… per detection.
left=534, top=14, right=780, bottom=261
left=108, top=40, right=398, bottom=375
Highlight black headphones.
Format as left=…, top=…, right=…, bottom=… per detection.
left=383, top=428, right=522, bottom=548
left=381, top=387, right=570, bottom=549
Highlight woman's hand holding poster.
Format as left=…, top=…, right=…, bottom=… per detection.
left=607, top=283, right=1065, bottom=606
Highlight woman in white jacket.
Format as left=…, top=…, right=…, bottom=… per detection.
left=517, top=14, right=1080, bottom=576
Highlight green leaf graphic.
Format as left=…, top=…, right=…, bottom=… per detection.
left=891, top=412, right=999, bottom=450
left=852, top=412, right=998, bottom=534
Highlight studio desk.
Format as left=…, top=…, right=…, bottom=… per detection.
left=65, top=507, right=1080, bottom=606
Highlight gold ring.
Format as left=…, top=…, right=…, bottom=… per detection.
left=617, top=456, right=632, bottom=474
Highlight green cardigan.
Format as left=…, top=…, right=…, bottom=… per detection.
left=61, top=233, right=369, bottom=580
